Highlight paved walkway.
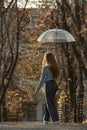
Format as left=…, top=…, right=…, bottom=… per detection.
left=0, top=122, right=87, bottom=130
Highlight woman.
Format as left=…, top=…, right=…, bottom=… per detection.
left=35, top=52, right=60, bottom=124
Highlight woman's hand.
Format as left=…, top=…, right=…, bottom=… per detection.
left=35, top=90, right=39, bottom=95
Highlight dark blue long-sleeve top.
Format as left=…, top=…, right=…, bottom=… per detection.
left=36, top=66, right=54, bottom=91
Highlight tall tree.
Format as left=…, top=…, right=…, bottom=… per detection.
left=52, top=0, right=87, bottom=123
left=0, top=0, right=29, bottom=121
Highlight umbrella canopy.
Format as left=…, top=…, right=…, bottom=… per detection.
left=37, top=29, right=76, bottom=43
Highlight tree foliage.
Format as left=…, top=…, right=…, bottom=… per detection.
left=0, top=0, right=30, bottom=121
left=51, top=0, right=87, bottom=123
left=0, top=0, right=87, bottom=123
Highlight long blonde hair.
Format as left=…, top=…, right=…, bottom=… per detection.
left=42, top=52, right=60, bottom=80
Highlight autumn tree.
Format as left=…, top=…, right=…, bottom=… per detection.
left=0, top=0, right=30, bottom=121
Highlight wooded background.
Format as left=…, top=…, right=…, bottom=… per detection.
left=0, top=0, right=87, bottom=123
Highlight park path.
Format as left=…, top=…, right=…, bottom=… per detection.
left=0, top=122, right=87, bottom=130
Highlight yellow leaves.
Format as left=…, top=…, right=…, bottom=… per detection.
left=5, top=86, right=34, bottom=117
left=57, top=90, right=69, bottom=105
left=83, top=119, right=87, bottom=124
left=66, top=17, right=72, bottom=26
left=19, top=97, right=22, bottom=101
left=15, top=93, right=19, bottom=96
left=79, top=25, right=87, bottom=35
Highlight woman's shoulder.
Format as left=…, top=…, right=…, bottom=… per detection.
left=43, top=66, right=51, bottom=71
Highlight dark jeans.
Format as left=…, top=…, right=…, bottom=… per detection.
left=43, top=80, right=59, bottom=122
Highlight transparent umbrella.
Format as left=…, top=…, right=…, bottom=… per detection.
left=37, top=28, right=76, bottom=69
left=37, top=28, right=76, bottom=43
